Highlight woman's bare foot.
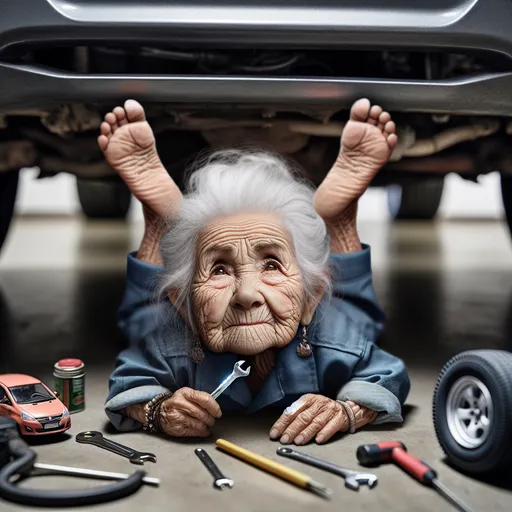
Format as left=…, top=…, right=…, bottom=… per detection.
left=98, top=100, right=181, bottom=218
left=314, top=98, right=397, bottom=220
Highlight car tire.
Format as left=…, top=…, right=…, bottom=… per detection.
left=387, top=178, right=444, bottom=220
left=500, top=174, right=512, bottom=238
left=0, top=170, right=19, bottom=254
left=433, top=349, right=512, bottom=474
left=76, top=178, right=131, bottom=219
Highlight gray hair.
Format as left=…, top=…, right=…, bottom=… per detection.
left=158, top=149, right=331, bottom=330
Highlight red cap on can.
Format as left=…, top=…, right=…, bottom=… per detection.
left=57, top=358, right=83, bottom=368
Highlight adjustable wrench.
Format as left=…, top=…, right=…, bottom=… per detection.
left=277, top=447, right=378, bottom=491
left=211, top=360, right=251, bottom=399
left=76, top=431, right=157, bottom=465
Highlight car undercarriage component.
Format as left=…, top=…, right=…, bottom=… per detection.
left=387, top=178, right=445, bottom=220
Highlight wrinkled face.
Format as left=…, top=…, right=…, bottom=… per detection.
left=191, top=212, right=310, bottom=355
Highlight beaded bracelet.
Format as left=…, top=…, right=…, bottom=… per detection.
left=143, top=392, right=173, bottom=432
left=337, top=400, right=357, bottom=434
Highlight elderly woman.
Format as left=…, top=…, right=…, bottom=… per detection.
left=101, top=98, right=410, bottom=446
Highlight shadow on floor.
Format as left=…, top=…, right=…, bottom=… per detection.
left=443, top=459, right=512, bottom=491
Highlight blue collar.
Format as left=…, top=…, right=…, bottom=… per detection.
left=194, top=329, right=320, bottom=413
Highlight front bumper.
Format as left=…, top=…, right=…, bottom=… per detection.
left=21, top=418, right=71, bottom=436
left=1, top=0, right=512, bottom=115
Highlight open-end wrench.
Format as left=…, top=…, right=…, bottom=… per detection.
left=76, top=431, right=157, bottom=465
left=211, top=360, right=251, bottom=399
left=277, top=447, right=378, bottom=491
left=195, top=448, right=234, bottom=490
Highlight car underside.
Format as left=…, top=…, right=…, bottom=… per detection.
left=1, top=0, right=512, bottom=248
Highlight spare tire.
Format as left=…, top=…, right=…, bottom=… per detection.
left=76, top=178, right=131, bottom=219
left=388, top=178, right=444, bottom=220
left=433, top=349, right=512, bottom=473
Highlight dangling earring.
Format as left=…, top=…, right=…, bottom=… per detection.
left=296, top=325, right=312, bottom=358
left=189, top=337, right=205, bottom=364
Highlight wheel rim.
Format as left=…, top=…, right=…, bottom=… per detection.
left=446, top=376, right=493, bottom=449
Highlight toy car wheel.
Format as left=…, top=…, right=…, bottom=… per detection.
left=433, top=349, right=512, bottom=473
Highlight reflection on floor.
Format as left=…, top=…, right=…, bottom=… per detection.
left=0, top=216, right=511, bottom=512
left=2, top=216, right=511, bottom=374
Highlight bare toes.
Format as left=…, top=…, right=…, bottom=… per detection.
left=387, top=133, right=398, bottom=149
left=378, top=111, right=391, bottom=130
left=104, top=112, right=118, bottom=131
left=97, top=134, right=109, bottom=152
left=350, top=98, right=371, bottom=122
left=368, top=105, right=382, bottom=125
left=114, top=106, right=128, bottom=126
left=124, top=99, right=146, bottom=123
left=384, top=120, right=396, bottom=135
left=100, top=122, right=111, bottom=136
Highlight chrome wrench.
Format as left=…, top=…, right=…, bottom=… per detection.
left=277, top=447, right=378, bottom=491
left=211, top=360, right=251, bottom=399
left=76, top=431, right=157, bottom=465
left=194, top=448, right=234, bottom=490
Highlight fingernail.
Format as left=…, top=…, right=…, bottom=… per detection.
left=280, top=434, right=290, bottom=444
left=270, top=429, right=279, bottom=439
left=295, top=435, right=305, bottom=445
left=316, top=434, right=325, bottom=444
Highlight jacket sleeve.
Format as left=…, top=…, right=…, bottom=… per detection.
left=116, top=252, right=168, bottom=345
left=336, top=342, right=410, bottom=424
left=104, top=332, right=178, bottom=431
left=328, top=244, right=386, bottom=342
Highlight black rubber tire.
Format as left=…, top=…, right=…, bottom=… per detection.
left=433, top=349, right=512, bottom=474
left=387, top=178, right=444, bottom=220
left=76, top=178, right=131, bottom=219
left=0, top=170, right=19, bottom=254
left=500, top=173, right=512, bottom=238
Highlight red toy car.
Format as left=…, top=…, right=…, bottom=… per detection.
left=0, top=374, right=71, bottom=435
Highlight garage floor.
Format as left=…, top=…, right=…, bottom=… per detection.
left=0, top=216, right=511, bottom=512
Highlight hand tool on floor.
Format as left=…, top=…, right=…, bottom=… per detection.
left=76, top=431, right=157, bottom=465
left=277, top=446, right=377, bottom=491
left=216, top=439, right=332, bottom=499
left=356, top=441, right=475, bottom=512
left=0, top=417, right=152, bottom=507
left=31, top=463, right=160, bottom=486
left=194, top=448, right=234, bottom=490
left=211, top=360, right=251, bottom=400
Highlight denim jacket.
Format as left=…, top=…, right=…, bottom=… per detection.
left=105, top=245, right=410, bottom=431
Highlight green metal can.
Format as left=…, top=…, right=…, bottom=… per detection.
left=54, top=358, right=85, bottom=414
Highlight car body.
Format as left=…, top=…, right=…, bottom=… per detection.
left=0, top=374, right=71, bottom=435
left=1, top=0, right=512, bottom=249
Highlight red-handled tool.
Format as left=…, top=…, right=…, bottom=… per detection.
left=356, top=442, right=475, bottom=512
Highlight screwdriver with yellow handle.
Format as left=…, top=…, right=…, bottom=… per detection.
left=215, top=439, right=332, bottom=499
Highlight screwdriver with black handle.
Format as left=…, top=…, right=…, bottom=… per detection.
left=356, top=442, right=475, bottom=512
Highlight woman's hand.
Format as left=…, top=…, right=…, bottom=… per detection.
left=159, top=387, right=222, bottom=438
left=269, top=394, right=377, bottom=445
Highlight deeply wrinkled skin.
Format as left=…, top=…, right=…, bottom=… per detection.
left=270, top=394, right=378, bottom=445
left=192, top=212, right=317, bottom=355
left=99, top=98, right=397, bottom=442
left=159, top=387, right=222, bottom=438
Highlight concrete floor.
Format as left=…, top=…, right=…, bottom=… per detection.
left=1, top=215, right=512, bottom=511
